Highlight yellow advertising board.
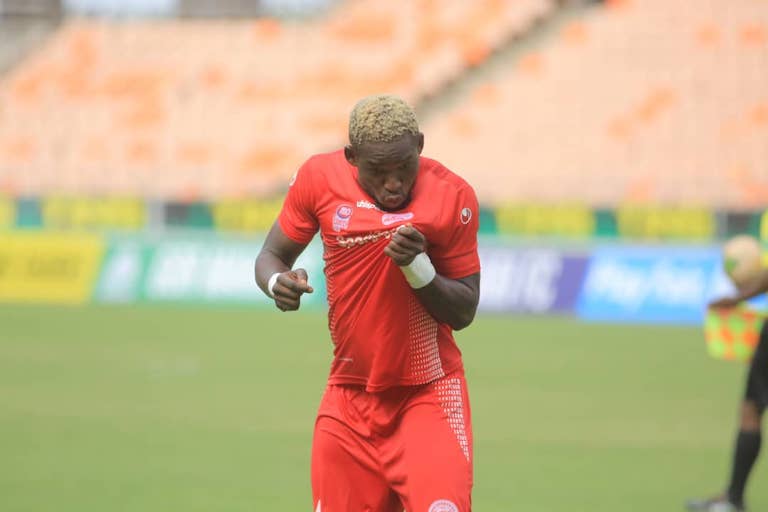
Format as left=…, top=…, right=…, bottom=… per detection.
left=42, top=197, right=145, bottom=230
left=0, top=233, right=104, bottom=304
left=617, top=206, right=714, bottom=240
left=211, top=199, right=283, bottom=232
left=760, top=210, right=768, bottom=266
left=495, top=204, right=595, bottom=237
left=0, top=197, right=14, bottom=228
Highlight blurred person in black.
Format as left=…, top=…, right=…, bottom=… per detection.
left=687, top=270, right=768, bottom=512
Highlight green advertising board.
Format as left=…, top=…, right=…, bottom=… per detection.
left=96, top=234, right=326, bottom=306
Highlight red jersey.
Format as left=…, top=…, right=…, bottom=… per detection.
left=278, top=149, right=480, bottom=392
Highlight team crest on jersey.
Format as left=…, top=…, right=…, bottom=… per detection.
left=381, top=212, right=414, bottom=226
left=333, top=204, right=354, bottom=232
left=459, top=207, right=472, bottom=225
left=428, top=500, right=459, bottom=512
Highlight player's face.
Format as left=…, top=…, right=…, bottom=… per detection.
left=346, top=133, right=424, bottom=211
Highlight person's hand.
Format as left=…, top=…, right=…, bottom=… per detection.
left=384, top=224, right=427, bottom=266
left=272, top=268, right=313, bottom=311
left=708, top=296, right=742, bottom=309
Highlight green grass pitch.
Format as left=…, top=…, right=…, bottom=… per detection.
left=0, top=305, right=766, bottom=511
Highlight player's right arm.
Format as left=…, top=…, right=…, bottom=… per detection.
left=255, top=159, right=319, bottom=312
left=255, top=222, right=314, bottom=311
left=710, top=268, right=768, bottom=308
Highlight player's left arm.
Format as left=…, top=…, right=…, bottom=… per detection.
left=416, top=271, right=480, bottom=331
left=385, top=225, right=480, bottom=330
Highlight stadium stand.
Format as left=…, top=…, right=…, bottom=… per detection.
left=425, top=0, right=768, bottom=209
left=0, top=0, right=61, bottom=16
left=0, top=0, right=555, bottom=200
left=0, top=18, right=59, bottom=75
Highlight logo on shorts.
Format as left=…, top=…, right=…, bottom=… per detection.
left=333, top=204, right=353, bottom=232
left=428, top=500, right=459, bottom=512
left=381, top=212, right=414, bottom=226
left=459, top=207, right=472, bottom=225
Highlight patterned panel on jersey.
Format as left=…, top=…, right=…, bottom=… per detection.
left=433, top=378, right=470, bottom=461
left=326, top=261, right=339, bottom=345
left=408, top=295, right=443, bottom=383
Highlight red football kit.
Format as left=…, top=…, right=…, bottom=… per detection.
left=277, top=149, right=480, bottom=512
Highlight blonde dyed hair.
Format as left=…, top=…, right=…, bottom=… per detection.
left=348, top=94, right=420, bottom=146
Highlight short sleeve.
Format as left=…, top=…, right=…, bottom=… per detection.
left=428, top=184, right=481, bottom=279
left=277, top=159, right=320, bottom=244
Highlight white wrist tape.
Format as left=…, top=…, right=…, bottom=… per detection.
left=267, top=272, right=281, bottom=298
left=399, top=252, right=436, bottom=289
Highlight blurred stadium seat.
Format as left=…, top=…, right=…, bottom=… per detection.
left=425, top=0, right=768, bottom=209
left=0, top=0, right=555, bottom=200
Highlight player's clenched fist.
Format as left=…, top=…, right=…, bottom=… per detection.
left=384, top=224, right=427, bottom=266
left=271, top=268, right=314, bottom=312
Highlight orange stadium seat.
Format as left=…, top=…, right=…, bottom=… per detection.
left=0, top=0, right=555, bottom=200
left=424, top=0, right=768, bottom=208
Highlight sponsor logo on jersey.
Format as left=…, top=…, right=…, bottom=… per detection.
left=333, top=204, right=354, bottom=232
left=428, top=500, right=459, bottom=512
left=337, top=227, right=399, bottom=248
left=381, top=212, right=414, bottom=226
left=356, top=200, right=378, bottom=210
left=460, top=207, right=472, bottom=225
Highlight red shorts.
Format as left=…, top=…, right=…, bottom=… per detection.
left=311, top=371, right=473, bottom=512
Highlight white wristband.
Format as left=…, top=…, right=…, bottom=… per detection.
left=399, top=252, right=436, bottom=289
left=267, top=272, right=281, bottom=298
